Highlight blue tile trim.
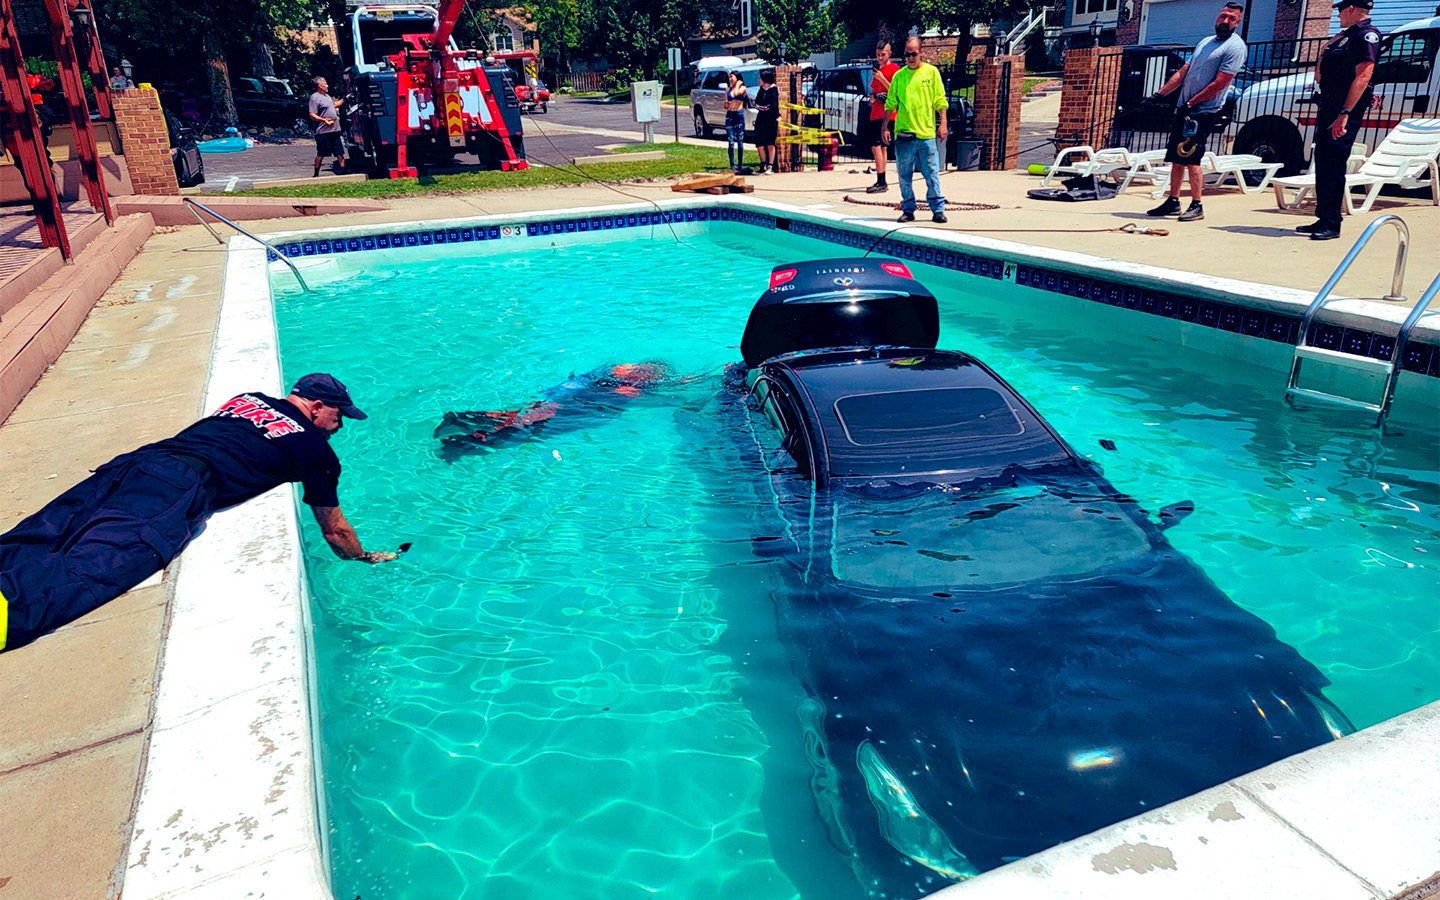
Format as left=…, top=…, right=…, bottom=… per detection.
left=267, top=208, right=1439, bottom=379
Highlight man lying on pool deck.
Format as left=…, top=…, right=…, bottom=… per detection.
left=435, top=362, right=677, bottom=456
left=0, top=374, right=397, bottom=653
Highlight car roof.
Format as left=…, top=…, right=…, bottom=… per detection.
left=766, top=347, right=1081, bottom=485
left=1394, top=15, right=1440, bottom=33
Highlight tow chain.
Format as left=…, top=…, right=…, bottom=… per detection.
left=842, top=195, right=1001, bottom=211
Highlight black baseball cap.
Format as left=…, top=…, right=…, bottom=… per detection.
left=1333, top=0, right=1373, bottom=10
left=291, top=373, right=367, bottom=419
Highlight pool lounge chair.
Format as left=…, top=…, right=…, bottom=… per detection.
left=1267, top=144, right=1369, bottom=210
left=1271, top=119, right=1440, bottom=214
left=1146, top=152, right=1282, bottom=198
left=1041, top=146, right=1159, bottom=194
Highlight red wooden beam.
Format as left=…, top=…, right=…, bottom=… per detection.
left=68, top=0, right=112, bottom=119
left=0, top=0, right=70, bottom=258
left=41, top=0, right=114, bottom=224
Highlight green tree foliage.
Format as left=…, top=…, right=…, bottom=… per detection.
left=758, top=0, right=841, bottom=61
left=578, top=0, right=734, bottom=76
left=829, top=0, right=1034, bottom=62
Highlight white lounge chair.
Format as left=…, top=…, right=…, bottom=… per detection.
left=1041, top=146, right=1158, bottom=194
left=1271, top=119, right=1440, bottom=214
left=1268, top=143, right=1369, bottom=209
left=1147, top=152, right=1281, bottom=198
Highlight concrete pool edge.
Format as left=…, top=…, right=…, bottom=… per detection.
left=123, top=198, right=1439, bottom=899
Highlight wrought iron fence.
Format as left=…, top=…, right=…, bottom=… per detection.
left=1090, top=35, right=1440, bottom=175
left=780, top=61, right=997, bottom=172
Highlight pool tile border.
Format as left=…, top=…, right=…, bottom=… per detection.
left=267, top=201, right=1439, bottom=378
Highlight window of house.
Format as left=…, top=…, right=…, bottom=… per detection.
left=1373, top=30, right=1437, bottom=85
left=494, top=27, right=514, bottom=52
left=1075, top=0, right=1115, bottom=16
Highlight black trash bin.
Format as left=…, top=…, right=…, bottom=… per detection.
left=951, top=138, right=984, bottom=171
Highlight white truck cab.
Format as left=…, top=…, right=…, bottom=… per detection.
left=1231, top=15, right=1440, bottom=173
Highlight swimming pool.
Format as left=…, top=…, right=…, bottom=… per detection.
left=265, top=223, right=1438, bottom=899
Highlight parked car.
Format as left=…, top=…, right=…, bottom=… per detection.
left=164, top=109, right=204, bottom=187
left=692, top=62, right=766, bottom=137
left=805, top=63, right=874, bottom=144
left=233, top=75, right=302, bottom=127
left=1230, top=14, right=1440, bottom=176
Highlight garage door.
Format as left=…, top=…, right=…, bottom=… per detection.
left=1142, top=0, right=1279, bottom=46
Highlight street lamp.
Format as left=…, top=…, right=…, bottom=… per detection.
left=777, top=41, right=787, bottom=64
left=1088, top=17, right=1103, bottom=46
left=120, top=57, right=133, bottom=80
left=70, top=5, right=92, bottom=29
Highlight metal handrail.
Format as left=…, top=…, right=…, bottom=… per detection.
left=1005, top=9, right=1048, bottom=51
left=1381, top=271, right=1440, bottom=420
left=182, top=197, right=312, bottom=293
left=1296, top=214, right=1408, bottom=345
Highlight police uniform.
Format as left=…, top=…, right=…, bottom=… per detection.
left=0, top=375, right=363, bottom=652
left=1310, top=2, right=1382, bottom=237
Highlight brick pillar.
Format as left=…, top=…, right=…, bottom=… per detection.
left=1300, top=0, right=1334, bottom=39
left=774, top=64, right=803, bottom=173
left=112, top=88, right=179, bottom=196
left=1116, top=0, right=1142, bottom=45
left=1056, top=45, right=1123, bottom=152
left=974, top=56, right=1025, bottom=170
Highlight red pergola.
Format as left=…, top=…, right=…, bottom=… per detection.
left=0, top=0, right=115, bottom=260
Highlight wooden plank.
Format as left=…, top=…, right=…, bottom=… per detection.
left=671, top=173, right=738, bottom=192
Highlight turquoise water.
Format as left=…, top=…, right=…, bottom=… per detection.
left=272, top=230, right=1438, bottom=900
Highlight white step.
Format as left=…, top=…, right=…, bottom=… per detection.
left=1285, top=386, right=1383, bottom=412
left=1294, top=344, right=1394, bottom=375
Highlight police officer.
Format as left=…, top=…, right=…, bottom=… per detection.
left=1299, top=0, right=1381, bottom=241
left=0, top=374, right=397, bottom=653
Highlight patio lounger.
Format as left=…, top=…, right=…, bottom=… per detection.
left=1269, top=143, right=1369, bottom=210
left=1041, top=146, right=1157, bottom=193
left=1272, top=119, right=1440, bottom=214
left=1146, top=153, right=1279, bottom=198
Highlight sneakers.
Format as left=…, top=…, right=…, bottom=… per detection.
left=1294, top=221, right=1325, bottom=234
left=1309, top=228, right=1342, bottom=241
left=865, top=181, right=888, bottom=194
left=1177, top=201, right=1204, bottom=222
left=1147, top=196, right=1181, bottom=217
left=932, top=212, right=948, bottom=224
left=897, top=211, right=916, bottom=223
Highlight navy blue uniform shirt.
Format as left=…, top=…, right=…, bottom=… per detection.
left=140, top=393, right=341, bottom=510
left=1319, top=19, right=1382, bottom=113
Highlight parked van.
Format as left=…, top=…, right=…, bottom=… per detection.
left=1230, top=15, right=1440, bottom=174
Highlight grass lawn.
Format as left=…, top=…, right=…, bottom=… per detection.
left=1021, top=76, right=1056, bottom=97
left=235, top=143, right=734, bottom=199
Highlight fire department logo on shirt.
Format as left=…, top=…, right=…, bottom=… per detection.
left=215, top=395, right=303, bottom=438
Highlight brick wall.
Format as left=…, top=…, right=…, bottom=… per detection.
left=1116, top=0, right=1142, bottom=45
left=112, top=89, right=179, bottom=196
left=1057, top=45, right=1123, bottom=151
left=774, top=65, right=803, bottom=173
left=1299, top=0, right=1334, bottom=39
left=973, top=56, right=1025, bottom=170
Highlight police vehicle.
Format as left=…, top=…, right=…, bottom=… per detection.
left=1230, top=14, right=1440, bottom=174
left=805, top=62, right=879, bottom=144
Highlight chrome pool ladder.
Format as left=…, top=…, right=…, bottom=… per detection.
left=183, top=197, right=312, bottom=293
left=1285, top=215, right=1435, bottom=427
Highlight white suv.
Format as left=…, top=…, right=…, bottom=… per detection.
left=692, top=64, right=764, bottom=137
left=1230, top=15, right=1440, bottom=174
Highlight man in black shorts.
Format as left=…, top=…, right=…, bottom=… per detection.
left=1146, top=3, right=1248, bottom=222
left=0, top=374, right=397, bottom=653
left=308, top=76, right=346, bottom=177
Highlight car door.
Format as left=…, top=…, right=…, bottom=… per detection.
left=1362, top=28, right=1439, bottom=155
left=700, top=69, right=728, bottom=128
left=839, top=69, right=866, bottom=141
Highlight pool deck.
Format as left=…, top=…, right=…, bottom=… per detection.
left=0, top=170, right=1436, bottom=899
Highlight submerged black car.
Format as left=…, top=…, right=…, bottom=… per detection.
left=728, top=258, right=1350, bottom=896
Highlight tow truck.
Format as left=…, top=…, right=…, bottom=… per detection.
left=337, top=2, right=527, bottom=178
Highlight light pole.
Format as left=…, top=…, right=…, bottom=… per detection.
left=777, top=42, right=787, bottom=65
left=1089, top=17, right=1103, bottom=47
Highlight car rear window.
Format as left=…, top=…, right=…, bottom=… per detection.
left=835, top=388, right=1023, bottom=446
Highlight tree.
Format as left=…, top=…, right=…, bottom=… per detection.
left=829, top=0, right=1035, bottom=64
left=758, top=0, right=841, bottom=62
left=96, top=0, right=327, bottom=123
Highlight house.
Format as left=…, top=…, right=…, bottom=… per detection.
left=1064, top=0, right=1437, bottom=49
left=490, top=8, right=540, bottom=58
left=687, top=21, right=740, bottom=60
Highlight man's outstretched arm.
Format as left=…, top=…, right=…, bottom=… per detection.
left=312, top=505, right=396, bottom=563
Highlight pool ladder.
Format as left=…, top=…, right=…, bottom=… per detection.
left=1285, top=214, right=1437, bottom=428
left=182, top=197, right=312, bottom=293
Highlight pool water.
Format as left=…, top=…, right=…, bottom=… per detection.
left=272, top=230, right=1438, bottom=900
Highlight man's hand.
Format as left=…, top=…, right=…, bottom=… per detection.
left=882, top=126, right=891, bottom=146
left=937, top=123, right=948, bottom=142
left=1330, top=112, right=1349, bottom=139
left=323, top=117, right=335, bottom=126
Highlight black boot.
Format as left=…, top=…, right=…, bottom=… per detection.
left=1294, top=220, right=1325, bottom=234
left=1147, top=196, right=1182, bottom=217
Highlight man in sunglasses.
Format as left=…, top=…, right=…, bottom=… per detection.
left=0, top=373, right=397, bottom=653
left=884, top=37, right=950, bottom=223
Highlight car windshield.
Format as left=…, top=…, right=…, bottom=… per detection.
left=829, top=482, right=1155, bottom=591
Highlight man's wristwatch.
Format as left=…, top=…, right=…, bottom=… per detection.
left=1340, top=107, right=1351, bottom=116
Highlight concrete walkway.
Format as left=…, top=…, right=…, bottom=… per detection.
left=0, top=169, right=1435, bottom=899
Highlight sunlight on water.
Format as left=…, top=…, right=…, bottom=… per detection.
left=272, top=229, right=1437, bottom=900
